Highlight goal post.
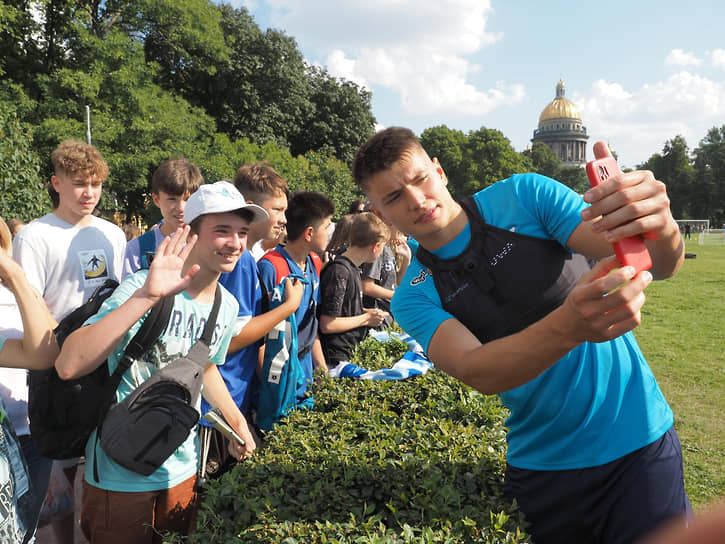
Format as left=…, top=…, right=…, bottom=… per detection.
left=675, top=220, right=724, bottom=245
left=697, top=229, right=725, bottom=246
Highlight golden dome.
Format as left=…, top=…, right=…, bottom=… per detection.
left=539, top=80, right=581, bottom=123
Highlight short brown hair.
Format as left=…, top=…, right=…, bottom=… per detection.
left=151, top=158, right=203, bottom=196
left=51, top=140, right=109, bottom=181
left=233, top=162, right=289, bottom=203
left=352, top=127, right=423, bottom=189
left=348, top=212, right=389, bottom=249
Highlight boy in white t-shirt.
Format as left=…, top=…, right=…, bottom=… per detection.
left=12, top=139, right=126, bottom=544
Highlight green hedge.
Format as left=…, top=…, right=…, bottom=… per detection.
left=190, top=339, right=531, bottom=543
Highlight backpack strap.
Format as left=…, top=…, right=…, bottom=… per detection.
left=115, top=295, right=175, bottom=376
left=199, top=285, right=222, bottom=346
left=138, top=229, right=158, bottom=269
left=93, top=293, right=175, bottom=482
left=176, top=284, right=223, bottom=371
left=261, top=249, right=291, bottom=286
left=309, top=252, right=322, bottom=279
left=54, top=279, right=119, bottom=346
left=262, top=249, right=321, bottom=285
left=258, top=269, right=270, bottom=314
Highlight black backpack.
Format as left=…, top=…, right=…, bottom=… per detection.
left=27, top=279, right=174, bottom=460
left=98, top=286, right=222, bottom=476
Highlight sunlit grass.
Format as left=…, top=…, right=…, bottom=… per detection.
left=635, top=241, right=725, bottom=509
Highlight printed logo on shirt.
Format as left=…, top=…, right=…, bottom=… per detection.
left=444, top=283, right=470, bottom=303
left=410, top=268, right=429, bottom=286
left=489, top=242, right=515, bottom=268
left=79, top=249, right=110, bottom=285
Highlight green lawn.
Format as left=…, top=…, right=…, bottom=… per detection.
left=634, top=241, right=725, bottom=509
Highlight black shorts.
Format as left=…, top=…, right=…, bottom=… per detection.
left=504, top=426, right=692, bottom=544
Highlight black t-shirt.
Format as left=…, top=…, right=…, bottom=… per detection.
left=318, top=255, right=368, bottom=367
left=360, top=244, right=395, bottom=327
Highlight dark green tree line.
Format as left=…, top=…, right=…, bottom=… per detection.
left=641, top=131, right=725, bottom=225
left=420, top=126, right=588, bottom=200
left=0, top=0, right=371, bottom=222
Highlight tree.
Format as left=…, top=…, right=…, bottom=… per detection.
left=292, top=150, right=362, bottom=217
left=421, top=126, right=529, bottom=199
left=522, top=142, right=560, bottom=179
left=0, top=107, right=49, bottom=221
left=195, top=4, right=311, bottom=148
left=460, top=127, right=529, bottom=197
left=30, top=23, right=219, bottom=222
left=105, top=0, right=230, bottom=91
left=420, top=125, right=468, bottom=198
left=289, top=66, right=375, bottom=164
left=692, top=127, right=725, bottom=225
left=640, top=135, right=694, bottom=219
left=554, top=166, right=589, bottom=194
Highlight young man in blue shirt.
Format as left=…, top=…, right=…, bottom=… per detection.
left=352, top=127, right=688, bottom=544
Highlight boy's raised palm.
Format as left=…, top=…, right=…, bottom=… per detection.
left=143, top=226, right=200, bottom=300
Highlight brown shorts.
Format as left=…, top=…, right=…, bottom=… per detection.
left=80, top=475, right=198, bottom=544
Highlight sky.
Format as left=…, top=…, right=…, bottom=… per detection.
left=223, top=0, right=725, bottom=169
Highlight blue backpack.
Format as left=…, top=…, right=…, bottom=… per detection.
left=137, top=228, right=158, bottom=269
left=256, top=275, right=314, bottom=432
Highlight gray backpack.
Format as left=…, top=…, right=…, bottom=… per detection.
left=98, top=287, right=221, bottom=476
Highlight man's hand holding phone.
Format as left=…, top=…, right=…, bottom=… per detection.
left=584, top=142, right=653, bottom=273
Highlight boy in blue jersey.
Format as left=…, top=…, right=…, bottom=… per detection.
left=122, top=158, right=203, bottom=276
left=352, top=127, right=688, bottom=544
left=199, top=163, right=303, bottom=475
left=258, top=191, right=335, bottom=399
left=55, top=181, right=264, bottom=543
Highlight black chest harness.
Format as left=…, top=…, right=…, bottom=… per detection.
left=415, top=197, right=591, bottom=344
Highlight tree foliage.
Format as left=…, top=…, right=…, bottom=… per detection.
left=421, top=126, right=530, bottom=200
left=0, top=108, right=49, bottom=222
left=2, top=0, right=372, bottom=223
left=290, top=65, right=376, bottom=163
left=691, top=127, right=725, bottom=225
left=640, top=135, right=695, bottom=220
left=640, top=131, right=725, bottom=225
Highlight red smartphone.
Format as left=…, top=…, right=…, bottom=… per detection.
left=585, top=155, right=652, bottom=273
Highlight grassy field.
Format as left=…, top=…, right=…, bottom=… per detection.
left=634, top=240, right=725, bottom=510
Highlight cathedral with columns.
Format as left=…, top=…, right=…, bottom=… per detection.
left=532, top=80, right=588, bottom=166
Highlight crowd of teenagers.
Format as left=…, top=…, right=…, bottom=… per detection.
left=0, top=130, right=720, bottom=544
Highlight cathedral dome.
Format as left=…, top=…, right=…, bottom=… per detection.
left=538, top=80, right=581, bottom=123
left=532, top=79, right=588, bottom=166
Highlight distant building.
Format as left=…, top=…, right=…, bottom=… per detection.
left=532, top=80, right=588, bottom=166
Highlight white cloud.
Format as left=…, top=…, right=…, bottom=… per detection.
left=324, top=49, right=369, bottom=89
left=579, top=72, right=725, bottom=168
left=260, top=0, right=522, bottom=117
left=664, top=49, right=702, bottom=67
left=711, top=49, right=725, bottom=68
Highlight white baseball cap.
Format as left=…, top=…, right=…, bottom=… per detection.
left=183, top=181, right=268, bottom=225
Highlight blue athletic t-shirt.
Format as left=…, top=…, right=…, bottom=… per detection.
left=200, top=250, right=263, bottom=418
left=392, top=173, right=673, bottom=470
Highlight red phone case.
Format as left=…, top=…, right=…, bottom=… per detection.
left=585, top=156, right=652, bottom=273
